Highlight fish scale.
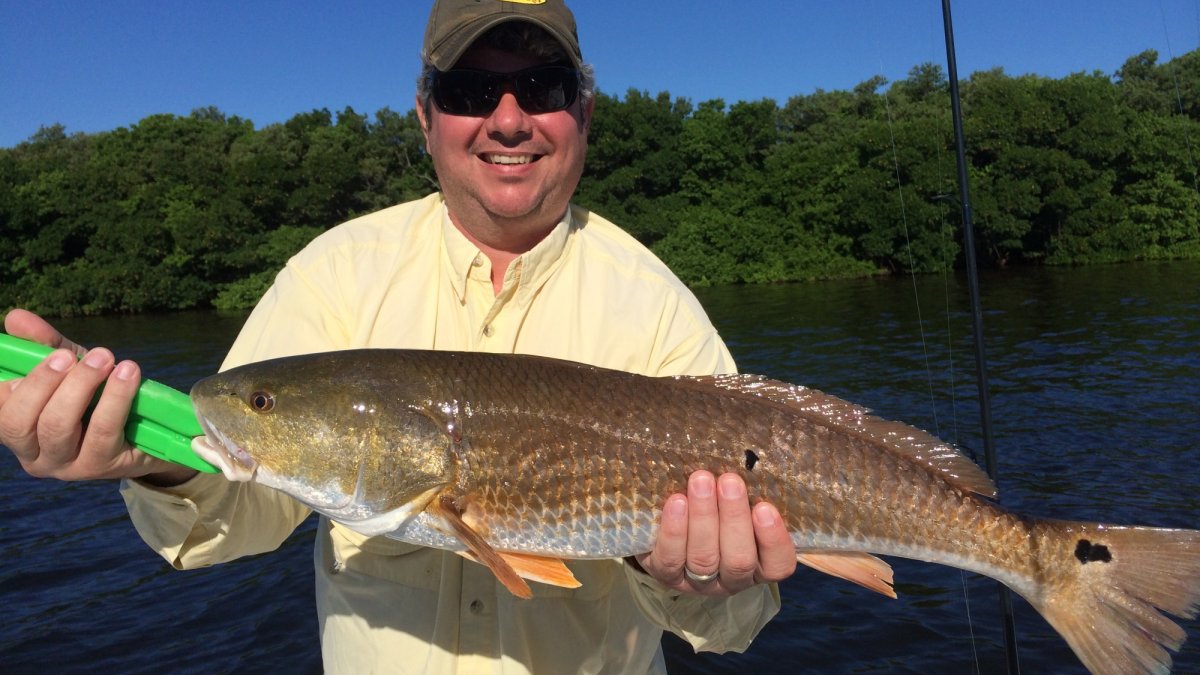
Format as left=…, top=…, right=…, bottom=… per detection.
left=191, top=348, right=1200, bottom=675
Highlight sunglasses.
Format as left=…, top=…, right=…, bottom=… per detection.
left=430, top=65, right=581, bottom=116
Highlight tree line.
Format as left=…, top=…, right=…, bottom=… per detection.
left=1, top=49, right=1197, bottom=316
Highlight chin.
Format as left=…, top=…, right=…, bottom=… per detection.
left=483, top=197, right=554, bottom=222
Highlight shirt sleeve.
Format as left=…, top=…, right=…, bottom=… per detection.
left=120, top=473, right=311, bottom=569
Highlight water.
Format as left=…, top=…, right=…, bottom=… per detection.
left=2, top=261, right=1198, bottom=674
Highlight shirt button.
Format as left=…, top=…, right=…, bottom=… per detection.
left=482, top=324, right=495, bottom=337
left=471, top=254, right=484, bottom=267
left=469, top=599, right=484, bottom=614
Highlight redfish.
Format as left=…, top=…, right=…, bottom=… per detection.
left=190, top=349, right=1200, bottom=674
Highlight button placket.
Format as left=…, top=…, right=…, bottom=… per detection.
left=477, top=259, right=523, bottom=344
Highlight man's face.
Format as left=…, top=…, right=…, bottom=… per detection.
left=417, top=44, right=592, bottom=244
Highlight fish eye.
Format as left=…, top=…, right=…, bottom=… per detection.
left=249, top=391, right=275, bottom=413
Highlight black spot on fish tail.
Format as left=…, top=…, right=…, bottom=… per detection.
left=744, top=449, right=760, bottom=471
left=1074, top=539, right=1113, bottom=564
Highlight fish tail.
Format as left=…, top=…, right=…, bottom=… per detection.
left=1029, top=523, right=1200, bottom=675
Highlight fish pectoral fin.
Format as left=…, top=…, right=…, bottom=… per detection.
left=429, top=495, right=533, bottom=599
left=456, top=551, right=582, bottom=590
left=797, top=551, right=897, bottom=599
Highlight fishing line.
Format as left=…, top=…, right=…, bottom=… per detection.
left=882, top=80, right=988, bottom=675
left=867, top=4, right=1016, bottom=670
left=1158, top=0, right=1200, bottom=195
left=875, top=11, right=983, bottom=673
left=926, top=60, right=987, bottom=675
left=879, top=86, right=942, bottom=436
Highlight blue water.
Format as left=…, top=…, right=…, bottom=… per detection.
left=2, top=261, right=1198, bottom=674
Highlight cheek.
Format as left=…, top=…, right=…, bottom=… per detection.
left=546, top=113, right=585, bottom=144
left=554, top=127, right=589, bottom=179
left=424, top=116, right=480, bottom=159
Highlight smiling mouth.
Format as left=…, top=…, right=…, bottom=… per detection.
left=482, top=153, right=539, bottom=165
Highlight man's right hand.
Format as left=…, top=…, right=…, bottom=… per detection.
left=0, top=309, right=198, bottom=484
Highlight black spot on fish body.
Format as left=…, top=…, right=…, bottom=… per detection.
left=1074, top=539, right=1113, bottom=564
left=744, top=449, right=760, bottom=471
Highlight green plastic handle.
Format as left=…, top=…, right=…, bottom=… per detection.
left=0, top=332, right=218, bottom=473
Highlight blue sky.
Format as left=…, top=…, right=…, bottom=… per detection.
left=2, top=1, right=1198, bottom=148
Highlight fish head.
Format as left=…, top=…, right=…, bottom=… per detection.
left=189, top=351, right=456, bottom=521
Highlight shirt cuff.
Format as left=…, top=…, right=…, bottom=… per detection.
left=119, top=472, right=225, bottom=568
left=621, top=558, right=782, bottom=653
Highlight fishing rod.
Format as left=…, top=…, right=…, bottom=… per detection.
left=938, top=1, right=1021, bottom=673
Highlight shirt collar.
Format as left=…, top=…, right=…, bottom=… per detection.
left=441, top=202, right=574, bottom=303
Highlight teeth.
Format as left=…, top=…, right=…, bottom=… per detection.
left=485, top=154, right=534, bottom=165
left=194, top=417, right=258, bottom=482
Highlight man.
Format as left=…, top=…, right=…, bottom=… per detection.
left=0, top=1, right=796, bottom=672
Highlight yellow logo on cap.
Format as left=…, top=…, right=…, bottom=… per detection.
left=500, top=0, right=547, bottom=4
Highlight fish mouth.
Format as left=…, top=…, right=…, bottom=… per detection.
left=194, top=417, right=259, bottom=482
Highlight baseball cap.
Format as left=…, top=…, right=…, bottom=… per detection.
left=423, top=0, right=582, bottom=70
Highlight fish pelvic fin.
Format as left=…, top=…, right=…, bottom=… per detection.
left=797, top=552, right=896, bottom=599
left=1030, top=522, right=1200, bottom=675
left=429, top=495, right=533, bottom=599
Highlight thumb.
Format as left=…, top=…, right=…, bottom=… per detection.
left=4, top=309, right=87, bottom=358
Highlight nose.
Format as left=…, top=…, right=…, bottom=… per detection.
left=485, top=90, right=532, bottom=142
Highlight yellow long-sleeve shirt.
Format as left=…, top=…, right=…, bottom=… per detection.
left=121, top=192, right=780, bottom=674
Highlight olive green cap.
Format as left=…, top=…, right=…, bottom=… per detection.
left=423, top=0, right=582, bottom=70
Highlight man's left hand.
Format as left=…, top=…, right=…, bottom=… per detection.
left=634, top=471, right=797, bottom=596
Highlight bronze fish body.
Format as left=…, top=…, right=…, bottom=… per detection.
left=190, top=349, right=1200, bottom=675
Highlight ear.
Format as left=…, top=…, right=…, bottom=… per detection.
left=416, top=95, right=432, bottom=135
left=579, top=96, right=595, bottom=134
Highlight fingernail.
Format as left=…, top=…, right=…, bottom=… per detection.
left=83, top=349, right=111, bottom=369
left=753, top=503, right=778, bottom=528
left=691, top=473, right=714, bottom=498
left=115, top=361, right=137, bottom=381
left=47, top=350, right=74, bottom=372
left=718, top=474, right=745, bottom=500
left=666, top=496, right=687, bottom=518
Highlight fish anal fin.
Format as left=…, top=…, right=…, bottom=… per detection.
left=498, top=552, right=581, bottom=589
left=456, top=550, right=582, bottom=590
left=429, top=495, right=533, bottom=599
left=798, top=551, right=897, bottom=599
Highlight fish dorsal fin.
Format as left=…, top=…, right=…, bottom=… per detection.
left=797, top=551, right=897, bottom=598
left=684, top=374, right=997, bottom=498
left=428, top=495, right=533, bottom=598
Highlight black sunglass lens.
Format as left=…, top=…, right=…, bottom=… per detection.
left=434, top=71, right=500, bottom=116
left=516, top=68, right=578, bottom=113
left=432, top=67, right=579, bottom=116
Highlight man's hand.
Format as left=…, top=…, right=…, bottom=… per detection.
left=634, top=471, right=797, bottom=596
left=0, top=309, right=196, bottom=484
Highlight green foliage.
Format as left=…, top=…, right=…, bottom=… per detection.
left=2, top=49, right=1198, bottom=315
left=1, top=107, right=433, bottom=316
left=578, top=89, right=692, bottom=244
left=212, top=225, right=325, bottom=310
